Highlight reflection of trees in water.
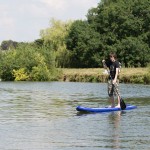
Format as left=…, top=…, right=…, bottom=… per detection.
left=127, top=97, right=150, bottom=106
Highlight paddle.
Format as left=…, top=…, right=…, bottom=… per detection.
left=102, top=60, right=126, bottom=110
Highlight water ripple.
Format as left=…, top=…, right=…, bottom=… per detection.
left=0, top=82, right=149, bottom=149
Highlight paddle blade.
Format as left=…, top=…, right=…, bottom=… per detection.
left=120, top=98, right=126, bottom=110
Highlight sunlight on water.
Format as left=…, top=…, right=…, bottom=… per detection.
left=0, top=82, right=149, bottom=149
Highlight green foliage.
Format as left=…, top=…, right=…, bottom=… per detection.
left=30, top=66, right=50, bottom=81
left=66, top=20, right=102, bottom=68
left=40, top=18, right=72, bottom=67
left=144, top=63, right=150, bottom=84
left=0, top=50, right=16, bottom=81
left=144, top=74, right=150, bottom=84
left=55, top=47, right=71, bottom=68
left=40, top=18, right=72, bottom=49
left=115, top=37, right=150, bottom=67
left=64, top=0, right=150, bottom=68
left=1, top=40, right=18, bottom=50
left=86, top=0, right=150, bottom=67
left=30, top=52, right=53, bottom=81
left=0, top=44, right=58, bottom=81
left=13, top=68, right=29, bottom=81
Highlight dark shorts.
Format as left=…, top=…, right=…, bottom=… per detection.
left=108, top=79, right=119, bottom=97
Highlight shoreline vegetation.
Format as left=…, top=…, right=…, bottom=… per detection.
left=1, top=1, right=150, bottom=83
left=60, top=68, right=150, bottom=84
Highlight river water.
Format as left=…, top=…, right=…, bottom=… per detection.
left=0, top=82, right=149, bottom=150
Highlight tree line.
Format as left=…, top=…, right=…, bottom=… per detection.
left=0, top=0, right=150, bottom=81
left=67, top=0, right=150, bottom=68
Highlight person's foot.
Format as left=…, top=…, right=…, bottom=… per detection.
left=115, top=105, right=120, bottom=108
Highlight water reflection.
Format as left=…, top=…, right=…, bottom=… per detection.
left=108, top=111, right=122, bottom=149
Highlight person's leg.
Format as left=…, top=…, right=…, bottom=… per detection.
left=109, top=96, right=115, bottom=108
left=115, top=96, right=120, bottom=108
left=108, top=80, right=115, bottom=108
left=114, top=80, right=120, bottom=108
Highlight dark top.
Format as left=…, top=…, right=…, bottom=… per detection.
left=106, top=60, right=119, bottom=79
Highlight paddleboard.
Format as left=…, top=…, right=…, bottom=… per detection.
left=76, top=104, right=137, bottom=113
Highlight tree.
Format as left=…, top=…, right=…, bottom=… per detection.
left=0, top=44, right=57, bottom=81
left=1, top=40, right=18, bottom=50
left=66, top=20, right=102, bottom=68
left=86, top=0, right=150, bottom=67
left=40, top=18, right=73, bottom=67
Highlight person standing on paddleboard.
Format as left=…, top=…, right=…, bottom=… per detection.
left=102, top=52, right=120, bottom=108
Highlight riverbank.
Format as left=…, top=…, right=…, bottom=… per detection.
left=60, top=68, right=150, bottom=84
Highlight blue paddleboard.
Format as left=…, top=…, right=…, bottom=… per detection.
left=76, top=104, right=137, bottom=113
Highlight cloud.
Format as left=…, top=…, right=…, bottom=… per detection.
left=40, top=0, right=67, bottom=10
left=69, top=0, right=99, bottom=8
left=0, top=4, right=16, bottom=42
left=39, top=0, right=99, bottom=10
left=63, top=0, right=99, bottom=20
left=0, top=4, right=14, bottom=27
left=0, top=1, right=45, bottom=42
left=0, top=17, right=14, bottom=27
left=37, top=0, right=99, bottom=20
left=0, top=0, right=99, bottom=43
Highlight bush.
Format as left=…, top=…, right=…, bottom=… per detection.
left=13, top=68, right=29, bottom=81
left=0, top=44, right=59, bottom=81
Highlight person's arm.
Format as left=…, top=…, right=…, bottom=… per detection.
left=113, top=68, right=119, bottom=84
left=102, top=60, right=107, bottom=69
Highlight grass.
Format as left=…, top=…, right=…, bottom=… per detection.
left=62, top=68, right=103, bottom=75
left=59, top=68, right=150, bottom=84
left=120, top=68, right=148, bottom=76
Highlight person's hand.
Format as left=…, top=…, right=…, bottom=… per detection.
left=113, top=79, right=116, bottom=84
left=102, top=60, right=105, bottom=63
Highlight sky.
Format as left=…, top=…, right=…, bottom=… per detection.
left=0, top=0, right=100, bottom=43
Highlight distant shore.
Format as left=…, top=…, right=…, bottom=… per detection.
left=60, top=68, right=150, bottom=84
